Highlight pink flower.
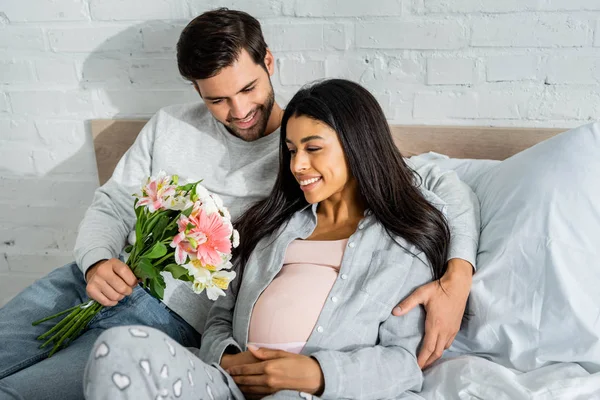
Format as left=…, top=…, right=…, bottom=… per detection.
left=137, top=172, right=176, bottom=212
left=170, top=207, right=232, bottom=266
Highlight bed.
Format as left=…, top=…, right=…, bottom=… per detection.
left=91, top=120, right=600, bottom=400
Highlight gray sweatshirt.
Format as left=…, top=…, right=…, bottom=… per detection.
left=74, top=102, right=479, bottom=333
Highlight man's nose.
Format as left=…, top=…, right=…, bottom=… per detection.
left=229, top=97, right=251, bottom=120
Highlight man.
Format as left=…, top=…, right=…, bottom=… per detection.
left=0, top=8, right=477, bottom=400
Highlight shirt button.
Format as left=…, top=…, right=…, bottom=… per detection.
left=348, top=242, right=355, bottom=248
left=316, top=326, right=324, bottom=333
left=331, top=296, right=338, bottom=303
left=358, top=224, right=364, bottom=230
left=341, top=274, right=348, bottom=280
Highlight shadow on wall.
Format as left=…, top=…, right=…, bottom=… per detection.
left=0, top=21, right=197, bottom=306
left=78, top=21, right=194, bottom=185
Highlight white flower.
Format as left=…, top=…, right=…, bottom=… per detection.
left=220, top=260, right=233, bottom=270
left=220, top=252, right=232, bottom=264
left=211, top=193, right=224, bottom=209
left=201, top=196, right=219, bottom=216
left=127, top=231, right=136, bottom=246
left=190, top=269, right=236, bottom=300
left=232, top=230, right=240, bottom=248
left=220, top=206, right=231, bottom=221
left=166, top=195, right=193, bottom=211
left=195, top=184, right=211, bottom=201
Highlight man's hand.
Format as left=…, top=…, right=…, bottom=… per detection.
left=226, top=346, right=324, bottom=399
left=220, top=351, right=261, bottom=370
left=392, top=258, right=473, bottom=369
left=85, top=258, right=138, bottom=307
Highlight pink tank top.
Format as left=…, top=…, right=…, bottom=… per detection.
left=247, top=239, right=347, bottom=354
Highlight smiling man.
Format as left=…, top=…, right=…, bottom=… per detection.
left=0, top=9, right=477, bottom=400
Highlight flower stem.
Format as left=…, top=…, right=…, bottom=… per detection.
left=47, top=306, right=90, bottom=356
left=36, top=307, right=80, bottom=341
left=69, top=303, right=101, bottom=342
left=154, top=251, right=174, bottom=266
left=32, top=303, right=82, bottom=326
left=48, top=303, right=102, bottom=357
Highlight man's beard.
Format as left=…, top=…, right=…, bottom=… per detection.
left=224, top=87, right=275, bottom=142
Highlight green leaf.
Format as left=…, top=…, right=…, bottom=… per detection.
left=144, top=213, right=161, bottom=235
left=165, top=264, right=192, bottom=281
left=142, top=242, right=167, bottom=260
left=178, top=183, right=195, bottom=192
left=123, top=245, right=133, bottom=253
left=150, top=214, right=172, bottom=242
left=150, top=275, right=166, bottom=300
left=136, top=258, right=157, bottom=281
left=135, top=220, right=143, bottom=250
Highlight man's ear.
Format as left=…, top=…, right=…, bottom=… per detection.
left=264, top=49, right=275, bottom=76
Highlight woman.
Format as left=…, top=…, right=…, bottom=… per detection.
left=85, top=79, right=451, bottom=400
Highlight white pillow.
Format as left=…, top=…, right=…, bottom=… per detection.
left=412, top=151, right=500, bottom=184
left=445, top=123, right=600, bottom=373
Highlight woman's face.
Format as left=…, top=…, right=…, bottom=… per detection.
left=285, top=115, right=354, bottom=204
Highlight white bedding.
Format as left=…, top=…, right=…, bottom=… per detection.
left=409, top=123, right=600, bottom=399
left=417, top=355, right=600, bottom=400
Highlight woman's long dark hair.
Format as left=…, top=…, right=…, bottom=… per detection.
left=234, top=79, right=450, bottom=280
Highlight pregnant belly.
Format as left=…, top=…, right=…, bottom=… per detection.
left=248, top=263, right=338, bottom=346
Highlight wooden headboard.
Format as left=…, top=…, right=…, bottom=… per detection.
left=91, top=119, right=564, bottom=185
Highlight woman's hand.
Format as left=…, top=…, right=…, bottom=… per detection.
left=226, top=346, right=324, bottom=398
left=392, top=258, right=473, bottom=369
left=220, top=350, right=261, bottom=370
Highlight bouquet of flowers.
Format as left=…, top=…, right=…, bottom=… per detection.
left=32, top=171, right=239, bottom=357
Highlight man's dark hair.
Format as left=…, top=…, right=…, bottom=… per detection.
left=177, top=8, right=268, bottom=81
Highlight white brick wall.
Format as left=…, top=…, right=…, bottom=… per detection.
left=1, top=0, right=599, bottom=305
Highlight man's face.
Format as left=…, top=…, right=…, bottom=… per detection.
left=194, top=49, right=276, bottom=142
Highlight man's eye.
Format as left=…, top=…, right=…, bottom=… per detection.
left=211, top=99, right=223, bottom=105
left=242, top=86, right=255, bottom=93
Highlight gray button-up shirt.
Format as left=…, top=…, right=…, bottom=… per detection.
left=200, top=186, right=468, bottom=399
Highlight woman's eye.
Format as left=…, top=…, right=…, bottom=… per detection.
left=287, top=149, right=296, bottom=155
left=306, top=147, right=321, bottom=152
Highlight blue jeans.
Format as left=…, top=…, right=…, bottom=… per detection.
left=0, top=262, right=201, bottom=400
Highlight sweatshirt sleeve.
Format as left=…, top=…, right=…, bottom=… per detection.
left=198, top=267, right=243, bottom=365
left=74, top=113, right=160, bottom=277
left=406, top=155, right=480, bottom=269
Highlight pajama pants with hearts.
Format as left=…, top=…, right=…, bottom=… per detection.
left=84, top=325, right=320, bottom=400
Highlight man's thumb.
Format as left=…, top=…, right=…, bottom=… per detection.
left=392, top=292, right=422, bottom=316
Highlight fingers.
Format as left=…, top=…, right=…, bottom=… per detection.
left=445, top=333, right=457, bottom=350
left=86, top=258, right=136, bottom=306
left=87, top=279, right=122, bottom=306
left=221, top=351, right=260, bottom=370
left=417, top=330, right=437, bottom=369
left=393, top=285, right=429, bottom=316
left=113, top=262, right=138, bottom=287
left=248, top=345, right=288, bottom=361
left=227, top=362, right=265, bottom=376
left=231, top=374, right=268, bottom=386
left=86, top=286, right=117, bottom=307
left=423, top=336, right=446, bottom=369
